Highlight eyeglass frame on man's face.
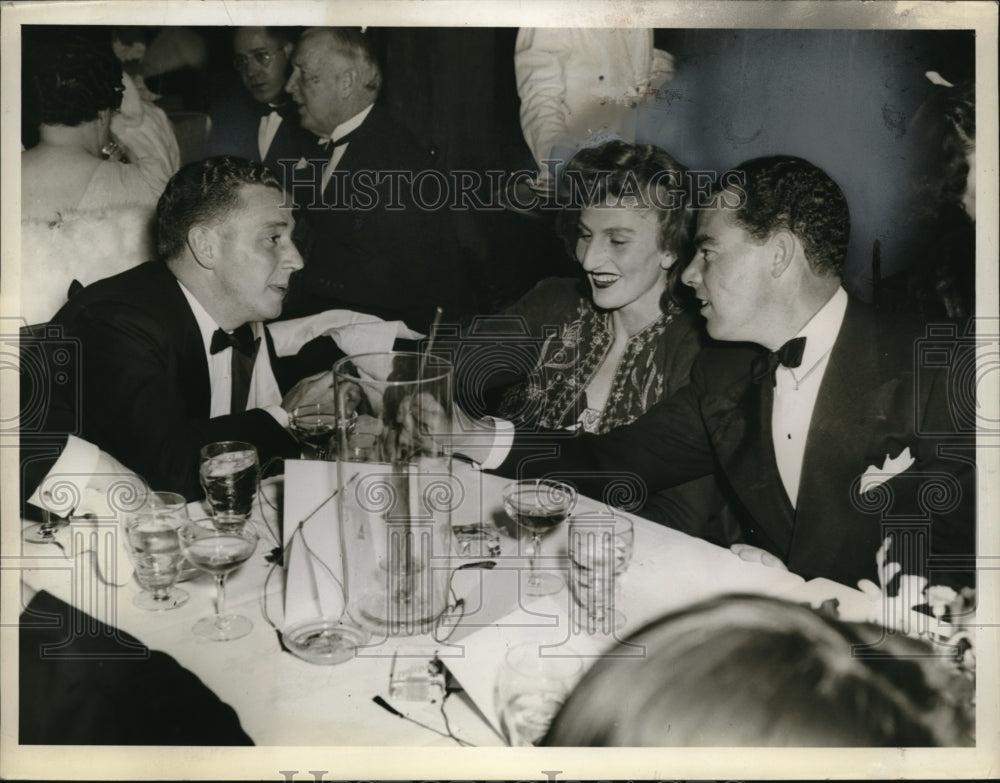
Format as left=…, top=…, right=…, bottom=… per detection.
left=233, top=49, right=279, bottom=72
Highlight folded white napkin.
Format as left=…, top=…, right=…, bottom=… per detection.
left=267, top=309, right=424, bottom=359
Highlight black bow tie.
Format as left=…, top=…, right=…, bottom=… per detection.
left=752, top=336, right=807, bottom=387
left=318, top=126, right=360, bottom=150
left=255, top=100, right=296, bottom=119
left=210, top=324, right=257, bottom=357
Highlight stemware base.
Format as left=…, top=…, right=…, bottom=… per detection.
left=22, top=520, right=67, bottom=544
left=520, top=570, right=564, bottom=597
left=133, top=587, right=189, bottom=612
left=283, top=618, right=370, bottom=665
left=210, top=512, right=251, bottom=532
left=573, top=608, right=627, bottom=635
left=193, top=613, right=253, bottom=641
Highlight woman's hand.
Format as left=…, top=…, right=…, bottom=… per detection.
left=730, top=543, right=788, bottom=570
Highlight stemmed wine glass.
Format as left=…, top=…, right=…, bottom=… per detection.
left=289, top=404, right=356, bottom=461
left=199, top=441, right=259, bottom=529
left=502, top=479, right=577, bottom=596
left=568, top=513, right=635, bottom=633
left=123, top=491, right=190, bottom=611
left=495, top=642, right=582, bottom=746
left=179, top=517, right=259, bottom=641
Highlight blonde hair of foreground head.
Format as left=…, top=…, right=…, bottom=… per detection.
left=543, top=594, right=974, bottom=747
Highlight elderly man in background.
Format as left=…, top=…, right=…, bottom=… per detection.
left=49, top=156, right=343, bottom=500
left=207, top=26, right=314, bottom=181
left=282, top=26, right=473, bottom=332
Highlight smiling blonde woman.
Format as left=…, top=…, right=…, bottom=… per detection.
left=476, top=140, right=741, bottom=544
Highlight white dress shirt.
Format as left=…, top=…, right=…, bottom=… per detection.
left=257, top=108, right=284, bottom=160
left=177, top=281, right=288, bottom=427
left=771, top=287, right=849, bottom=507
left=320, top=103, right=374, bottom=194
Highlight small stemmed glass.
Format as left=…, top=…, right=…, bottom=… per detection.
left=123, top=491, right=190, bottom=611
left=289, top=404, right=356, bottom=462
left=179, top=517, right=259, bottom=641
left=502, top=479, right=577, bottom=596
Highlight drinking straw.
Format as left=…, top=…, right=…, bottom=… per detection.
left=419, top=306, right=444, bottom=379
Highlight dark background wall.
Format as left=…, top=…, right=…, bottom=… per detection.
left=34, top=25, right=974, bottom=309
left=365, top=26, right=973, bottom=305
left=640, top=28, right=974, bottom=299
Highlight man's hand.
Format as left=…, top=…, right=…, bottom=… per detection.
left=387, top=391, right=451, bottom=460
left=281, top=370, right=334, bottom=412
left=730, top=543, right=788, bottom=570
left=336, top=379, right=365, bottom=416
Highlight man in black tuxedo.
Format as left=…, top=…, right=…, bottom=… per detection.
left=207, top=27, right=314, bottom=182
left=451, top=156, right=975, bottom=589
left=51, top=156, right=342, bottom=500
left=281, top=26, right=473, bottom=332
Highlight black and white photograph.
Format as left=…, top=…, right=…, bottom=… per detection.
left=1, top=1, right=996, bottom=780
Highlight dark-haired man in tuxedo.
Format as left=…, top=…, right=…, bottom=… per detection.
left=207, top=27, right=314, bottom=182
left=51, top=156, right=342, bottom=500
left=448, top=156, right=975, bottom=589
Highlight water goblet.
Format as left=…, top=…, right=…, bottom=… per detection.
left=495, top=642, right=582, bottom=746
left=199, top=441, right=259, bottom=529
left=122, top=491, right=190, bottom=611
left=179, top=517, right=259, bottom=641
left=502, top=479, right=577, bottom=596
left=568, top=513, right=635, bottom=633
left=290, top=404, right=356, bottom=461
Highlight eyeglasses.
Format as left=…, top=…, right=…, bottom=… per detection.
left=233, top=49, right=279, bottom=72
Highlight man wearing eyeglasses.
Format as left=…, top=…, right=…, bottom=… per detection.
left=207, top=27, right=313, bottom=184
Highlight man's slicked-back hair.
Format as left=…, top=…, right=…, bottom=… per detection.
left=156, top=156, right=282, bottom=263
left=723, top=156, right=850, bottom=277
left=322, top=27, right=382, bottom=94
left=543, top=594, right=974, bottom=747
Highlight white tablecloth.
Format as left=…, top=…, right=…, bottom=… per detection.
left=18, top=459, right=868, bottom=748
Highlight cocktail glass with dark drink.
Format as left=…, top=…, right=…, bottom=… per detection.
left=502, top=479, right=577, bottom=596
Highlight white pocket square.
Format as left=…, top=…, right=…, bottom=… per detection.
left=859, top=447, right=915, bottom=494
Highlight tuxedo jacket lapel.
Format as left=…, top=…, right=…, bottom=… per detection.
left=708, top=367, right=796, bottom=557
left=789, top=300, right=887, bottom=576
left=320, top=103, right=384, bottom=204
left=264, top=115, right=313, bottom=173
left=157, top=266, right=213, bottom=417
